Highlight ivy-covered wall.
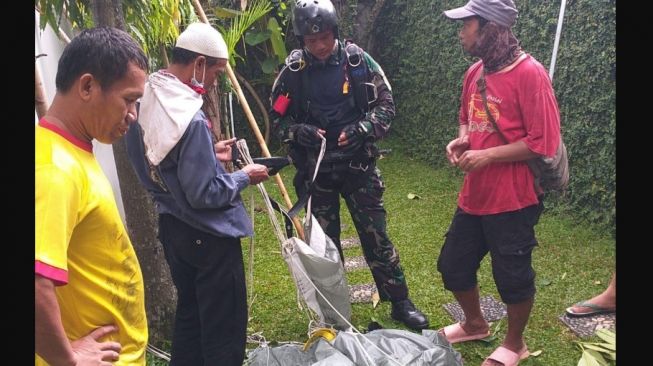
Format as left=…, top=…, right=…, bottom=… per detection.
left=372, top=0, right=615, bottom=234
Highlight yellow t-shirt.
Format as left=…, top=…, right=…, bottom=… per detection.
left=35, top=122, right=147, bottom=366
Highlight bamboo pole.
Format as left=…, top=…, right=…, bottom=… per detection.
left=191, top=0, right=304, bottom=239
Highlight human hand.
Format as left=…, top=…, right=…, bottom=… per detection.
left=242, top=163, right=270, bottom=185
left=289, top=124, right=325, bottom=148
left=338, top=121, right=372, bottom=153
left=457, top=149, right=493, bottom=172
left=446, top=135, right=470, bottom=165
left=70, top=325, right=121, bottom=366
left=214, top=138, right=237, bottom=162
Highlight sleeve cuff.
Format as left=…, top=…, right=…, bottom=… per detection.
left=35, top=260, right=68, bottom=286
left=520, top=136, right=549, bottom=157
left=232, top=170, right=250, bottom=192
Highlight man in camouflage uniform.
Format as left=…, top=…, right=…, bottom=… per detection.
left=269, top=0, right=429, bottom=330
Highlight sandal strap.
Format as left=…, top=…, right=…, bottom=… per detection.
left=574, top=301, right=611, bottom=311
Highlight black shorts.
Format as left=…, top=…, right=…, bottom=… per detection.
left=437, top=201, right=544, bottom=304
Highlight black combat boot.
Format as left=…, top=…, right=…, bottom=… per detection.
left=391, top=298, right=429, bottom=330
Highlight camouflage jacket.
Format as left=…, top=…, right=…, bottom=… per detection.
left=269, top=40, right=395, bottom=150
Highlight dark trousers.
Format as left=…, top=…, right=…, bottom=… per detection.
left=295, top=167, right=409, bottom=301
left=437, top=201, right=544, bottom=304
left=158, top=214, right=247, bottom=366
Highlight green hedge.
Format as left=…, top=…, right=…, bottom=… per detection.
left=371, top=0, right=615, bottom=235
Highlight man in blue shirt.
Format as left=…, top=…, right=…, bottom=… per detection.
left=125, top=23, right=268, bottom=366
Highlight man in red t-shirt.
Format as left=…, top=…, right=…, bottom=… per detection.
left=437, top=1, right=561, bottom=365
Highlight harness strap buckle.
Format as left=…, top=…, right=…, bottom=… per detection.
left=348, top=160, right=369, bottom=172
left=345, top=43, right=362, bottom=67
left=287, top=49, right=306, bottom=72
left=363, top=82, right=378, bottom=104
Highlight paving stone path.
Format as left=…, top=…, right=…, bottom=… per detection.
left=342, top=236, right=376, bottom=303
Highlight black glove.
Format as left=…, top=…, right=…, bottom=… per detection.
left=288, top=124, right=323, bottom=148
left=339, top=121, right=372, bottom=153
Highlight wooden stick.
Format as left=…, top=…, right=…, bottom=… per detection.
left=191, top=0, right=305, bottom=239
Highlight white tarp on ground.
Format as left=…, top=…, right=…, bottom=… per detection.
left=247, top=329, right=463, bottom=366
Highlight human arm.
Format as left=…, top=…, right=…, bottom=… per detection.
left=214, top=138, right=270, bottom=182
left=35, top=275, right=121, bottom=366
left=458, top=63, right=562, bottom=172
left=177, top=119, right=269, bottom=208
left=269, top=66, right=325, bottom=147
left=337, top=52, right=395, bottom=148
left=456, top=139, right=540, bottom=172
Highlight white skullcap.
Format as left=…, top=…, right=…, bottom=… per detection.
left=176, top=23, right=228, bottom=59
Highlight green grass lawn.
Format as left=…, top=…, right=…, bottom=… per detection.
left=148, top=136, right=615, bottom=365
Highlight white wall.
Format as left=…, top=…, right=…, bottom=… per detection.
left=35, top=11, right=127, bottom=222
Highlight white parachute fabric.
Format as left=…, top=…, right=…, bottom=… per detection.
left=246, top=329, right=464, bottom=366
left=282, top=215, right=352, bottom=330
left=281, top=136, right=352, bottom=330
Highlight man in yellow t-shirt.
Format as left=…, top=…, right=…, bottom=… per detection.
left=35, top=27, right=148, bottom=366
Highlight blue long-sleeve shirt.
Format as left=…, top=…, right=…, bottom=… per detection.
left=125, top=109, right=253, bottom=238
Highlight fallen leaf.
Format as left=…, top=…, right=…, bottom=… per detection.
left=561, top=272, right=567, bottom=280
left=407, top=193, right=421, bottom=200
left=478, top=335, right=496, bottom=343
left=372, top=291, right=380, bottom=308
left=594, top=280, right=602, bottom=285
left=530, top=350, right=543, bottom=357
left=537, top=278, right=552, bottom=286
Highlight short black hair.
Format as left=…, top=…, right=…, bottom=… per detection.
left=55, top=27, right=148, bottom=92
left=170, top=47, right=221, bottom=67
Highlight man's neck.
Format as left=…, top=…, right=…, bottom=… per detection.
left=496, top=51, right=527, bottom=74
left=163, top=64, right=191, bottom=83
left=43, top=98, right=92, bottom=144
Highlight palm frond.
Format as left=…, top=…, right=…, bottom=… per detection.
left=222, top=0, right=273, bottom=65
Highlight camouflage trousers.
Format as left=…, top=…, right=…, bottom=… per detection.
left=294, top=165, right=409, bottom=301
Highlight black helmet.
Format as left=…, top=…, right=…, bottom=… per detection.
left=292, top=0, right=339, bottom=37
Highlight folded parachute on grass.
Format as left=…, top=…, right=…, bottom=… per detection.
left=237, top=137, right=352, bottom=330
left=247, top=329, right=463, bottom=366
left=239, top=138, right=463, bottom=365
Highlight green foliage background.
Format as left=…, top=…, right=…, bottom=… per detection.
left=370, top=0, right=615, bottom=235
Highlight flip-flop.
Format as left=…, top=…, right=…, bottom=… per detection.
left=483, top=345, right=529, bottom=366
left=439, top=322, right=491, bottom=344
left=565, top=300, right=616, bottom=317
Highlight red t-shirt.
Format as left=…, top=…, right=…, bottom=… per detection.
left=457, top=55, right=561, bottom=215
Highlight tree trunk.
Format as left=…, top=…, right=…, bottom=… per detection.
left=91, top=0, right=119, bottom=28
left=90, top=0, right=177, bottom=345
left=354, top=0, right=387, bottom=52
left=112, top=139, right=176, bottom=345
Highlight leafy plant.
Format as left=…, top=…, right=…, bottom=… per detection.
left=576, top=329, right=616, bottom=366
left=37, top=0, right=93, bottom=31
left=215, top=0, right=273, bottom=66
left=36, top=0, right=198, bottom=70
left=374, top=0, right=615, bottom=235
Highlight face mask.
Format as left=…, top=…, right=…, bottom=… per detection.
left=186, top=59, right=207, bottom=95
